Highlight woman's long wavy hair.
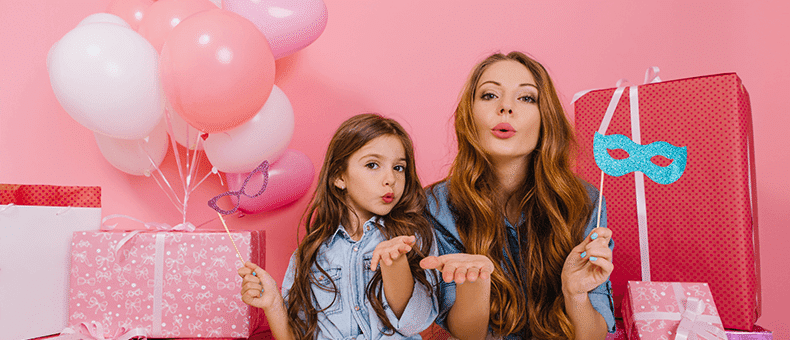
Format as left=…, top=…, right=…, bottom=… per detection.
left=286, top=113, right=435, bottom=339
left=441, top=52, right=592, bottom=339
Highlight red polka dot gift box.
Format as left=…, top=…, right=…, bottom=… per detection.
left=574, top=72, right=760, bottom=331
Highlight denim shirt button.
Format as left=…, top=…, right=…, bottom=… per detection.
left=355, top=306, right=360, bottom=311
left=353, top=247, right=358, bottom=252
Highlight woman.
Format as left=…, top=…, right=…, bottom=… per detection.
left=420, top=52, right=615, bottom=340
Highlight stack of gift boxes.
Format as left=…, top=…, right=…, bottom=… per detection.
left=1, top=183, right=268, bottom=339
left=575, top=72, right=772, bottom=340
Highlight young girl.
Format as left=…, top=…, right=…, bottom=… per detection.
left=238, top=113, right=438, bottom=340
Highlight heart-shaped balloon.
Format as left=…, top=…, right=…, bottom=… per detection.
left=223, top=0, right=328, bottom=59
left=225, top=149, right=315, bottom=214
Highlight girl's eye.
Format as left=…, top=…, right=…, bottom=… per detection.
left=480, top=93, right=496, bottom=100
left=366, top=162, right=379, bottom=169
left=394, top=165, right=405, bottom=172
left=520, top=95, right=537, bottom=103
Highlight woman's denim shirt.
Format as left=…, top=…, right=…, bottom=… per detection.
left=425, top=181, right=616, bottom=338
left=281, top=216, right=439, bottom=339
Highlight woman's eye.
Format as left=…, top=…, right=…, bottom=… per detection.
left=520, top=95, right=537, bottom=103
left=480, top=93, right=496, bottom=100
left=394, top=165, right=405, bottom=172
left=366, top=162, right=379, bottom=169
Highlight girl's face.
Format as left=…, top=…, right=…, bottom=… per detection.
left=334, top=135, right=407, bottom=224
left=472, top=60, right=542, bottom=163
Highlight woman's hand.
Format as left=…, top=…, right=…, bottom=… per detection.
left=561, top=227, right=614, bottom=298
left=370, top=235, right=415, bottom=270
left=238, top=261, right=282, bottom=311
left=420, top=253, right=495, bottom=284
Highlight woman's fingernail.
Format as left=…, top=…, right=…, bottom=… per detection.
left=252, top=272, right=257, bottom=276
left=591, top=233, right=598, bottom=240
left=580, top=251, right=587, bottom=258
left=590, top=257, right=598, bottom=262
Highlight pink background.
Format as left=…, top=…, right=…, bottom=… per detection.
left=1, top=0, right=787, bottom=337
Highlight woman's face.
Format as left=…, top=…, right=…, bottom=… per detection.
left=472, top=60, right=541, bottom=164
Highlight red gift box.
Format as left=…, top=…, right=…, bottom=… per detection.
left=621, top=281, right=727, bottom=340
left=68, top=229, right=266, bottom=338
left=574, top=72, right=760, bottom=330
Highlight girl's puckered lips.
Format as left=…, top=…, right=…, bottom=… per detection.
left=382, top=193, right=394, bottom=203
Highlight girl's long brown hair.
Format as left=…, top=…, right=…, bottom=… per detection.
left=439, top=52, right=592, bottom=339
left=286, top=113, right=435, bottom=339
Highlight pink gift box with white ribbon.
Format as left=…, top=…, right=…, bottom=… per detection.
left=68, top=229, right=266, bottom=338
left=622, top=281, right=727, bottom=340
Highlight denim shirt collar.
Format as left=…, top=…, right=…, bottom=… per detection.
left=327, top=215, right=384, bottom=244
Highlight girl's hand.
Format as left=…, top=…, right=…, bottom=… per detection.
left=370, top=235, right=416, bottom=270
left=419, top=253, right=495, bottom=284
left=238, top=261, right=281, bottom=311
left=561, top=227, right=614, bottom=298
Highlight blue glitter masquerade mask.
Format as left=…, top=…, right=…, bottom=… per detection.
left=593, top=132, right=687, bottom=185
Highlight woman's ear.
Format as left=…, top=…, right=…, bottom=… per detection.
left=334, top=177, right=346, bottom=190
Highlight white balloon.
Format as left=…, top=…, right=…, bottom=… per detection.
left=94, top=119, right=169, bottom=176
left=204, top=85, right=294, bottom=173
left=166, top=104, right=203, bottom=151
left=48, top=22, right=164, bottom=139
left=78, top=13, right=131, bottom=28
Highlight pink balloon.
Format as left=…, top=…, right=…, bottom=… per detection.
left=223, top=0, right=328, bottom=59
left=137, top=0, right=217, bottom=52
left=107, top=0, right=155, bottom=30
left=160, top=9, right=275, bottom=134
left=226, top=149, right=315, bottom=214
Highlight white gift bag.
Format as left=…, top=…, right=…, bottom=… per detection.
left=0, top=184, right=101, bottom=340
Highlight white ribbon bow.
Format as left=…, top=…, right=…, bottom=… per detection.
left=675, top=298, right=728, bottom=340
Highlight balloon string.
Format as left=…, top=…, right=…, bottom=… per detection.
left=148, top=170, right=184, bottom=214
left=164, top=109, right=187, bottom=197
left=190, top=170, right=216, bottom=196
left=141, top=140, right=184, bottom=212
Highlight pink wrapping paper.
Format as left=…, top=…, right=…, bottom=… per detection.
left=574, top=73, right=760, bottom=330
left=68, top=229, right=266, bottom=338
left=725, top=325, right=773, bottom=340
left=622, top=281, right=726, bottom=340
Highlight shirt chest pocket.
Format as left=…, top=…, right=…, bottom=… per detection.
left=312, top=267, right=343, bottom=316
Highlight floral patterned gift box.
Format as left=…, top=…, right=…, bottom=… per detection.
left=68, top=229, right=266, bottom=338
left=622, top=281, right=727, bottom=340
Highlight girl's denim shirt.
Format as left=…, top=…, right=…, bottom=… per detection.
left=281, top=216, right=439, bottom=339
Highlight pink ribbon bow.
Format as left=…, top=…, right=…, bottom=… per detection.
left=57, top=321, right=147, bottom=340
